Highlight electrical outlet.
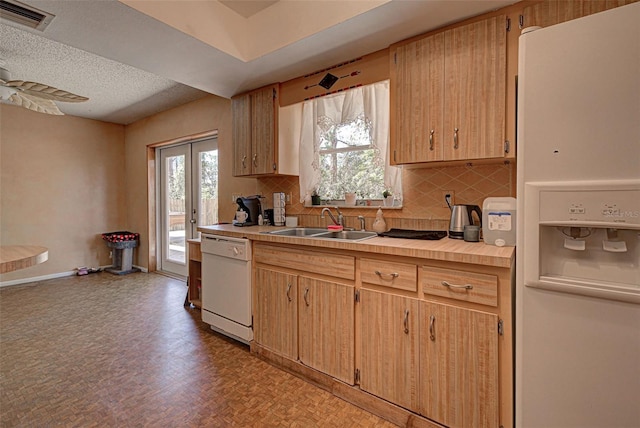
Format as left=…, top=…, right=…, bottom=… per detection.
left=285, top=193, right=292, bottom=205
left=442, top=190, right=455, bottom=208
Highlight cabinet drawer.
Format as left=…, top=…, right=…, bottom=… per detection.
left=361, top=258, right=417, bottom=292
left=254, top=243, right=355, bottom=280
left=421, top=266, right=497, bottom=307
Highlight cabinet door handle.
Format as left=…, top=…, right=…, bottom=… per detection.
left=429, top=129, right=435, bottom=151
left=241, top=155, right=247, bottom=169
left=286, top=283, right=292, bottom=302
left=453, top=127, right=459, bottom=149
left=375, top=270, right=399, bottom=280
left=304, top=287, right=310, bottom=306
left=253, top=153, right=258, bottom=167
left=403, top=309, right=410, bottom=334
left=429, top=315, right=436, bottom=341
left=441, top=280, right=473, bottom=290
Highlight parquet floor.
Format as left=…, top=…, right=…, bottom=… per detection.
left=0, top=272, right=397, bottom=427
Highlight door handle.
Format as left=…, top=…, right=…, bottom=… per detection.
left=429, top=315, right=436, bottom=341
left=303, top=287, right=310, bottom=306
left=403, top=309, right=410, bottom=334
left=286, top=283, right=292, bottom=302
left=453, top=128, right=459, bottom=149
left=429, top=129, right=434, bottom=151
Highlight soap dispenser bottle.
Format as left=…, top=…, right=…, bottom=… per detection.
left=372, top=208, right=387, bottom=234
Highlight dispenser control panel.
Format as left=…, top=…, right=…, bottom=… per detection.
left=539, top=188, right=640, bottom=225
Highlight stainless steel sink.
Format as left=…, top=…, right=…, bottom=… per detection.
left=267, top=228, right=377, bottom=241
left=313, top=230, right=378, bottom=241
left=268, top=228, right=328, bottom=237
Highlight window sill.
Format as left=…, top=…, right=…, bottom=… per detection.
left=305, top=200, right=402, bottom=209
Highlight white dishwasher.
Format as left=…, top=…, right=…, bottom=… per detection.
left=201, top=234, right=252, bottom=344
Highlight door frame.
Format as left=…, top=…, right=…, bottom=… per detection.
left=146, top=130, right=218, bottom=272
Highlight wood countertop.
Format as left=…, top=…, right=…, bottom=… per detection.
left=0, top=245, right=49, bottom=274
left=198, top=224, right=514, bottom=268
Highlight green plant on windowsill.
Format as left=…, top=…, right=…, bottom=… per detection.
left=311, top=190, right=322, bottom=206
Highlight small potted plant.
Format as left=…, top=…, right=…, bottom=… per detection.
left=311, top=190, right=321, bottom=206
left=383, top=190, right=394, bottom=207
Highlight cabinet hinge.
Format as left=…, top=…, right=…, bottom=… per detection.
left=272, top=88, right=277, bottom=99
left=354, top=290, right=360, bottom=303
left=504, top=140, right=510, bottom=154
left=498, top=319, right=504, bottom=336
left=272, top=163, right=277, bottom=171
left=355, top=368, right=360, bottom=385
left=393, top=52, right=397, bottom=65
left=506, top=17, right=511, bottom=32
left=519, top=14, right=525, bottom=29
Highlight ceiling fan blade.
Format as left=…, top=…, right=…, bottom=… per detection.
left=10, top=91, right=64, bottom=115
left=5, top=80, right=88, bottom=103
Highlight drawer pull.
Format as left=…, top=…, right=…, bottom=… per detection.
left=441, top=280, right=473, bottom=290
left=286, top=283, right=292, bottom=302
left=375, top=270, right=399, bottom=280
left=429, top=315, right=436, bottom=341
left=304, top=287, right=310, bottom=306
left=403, top=309, right=410, bottom=334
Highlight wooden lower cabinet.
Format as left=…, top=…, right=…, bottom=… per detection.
left=252, top=242, right=511, bottom=427
left=359, top=289, right=420, bottom=411
left=419, top=301, right=499, bottom=428
left=298, top=276, right=355, bottom=385
left=253, top=267, right=298, bottom=360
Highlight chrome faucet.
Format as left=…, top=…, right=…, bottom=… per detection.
left=321, top=206, right=343, bottom=226
left=358, top=215, right=366, bottom=231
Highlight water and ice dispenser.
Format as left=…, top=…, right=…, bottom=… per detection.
left=522, top=181, right=640, bottom=303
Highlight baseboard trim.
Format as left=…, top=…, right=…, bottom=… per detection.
left=0, top=270, right=76, bottom=287
left=0, top=264, right=149, bottom=288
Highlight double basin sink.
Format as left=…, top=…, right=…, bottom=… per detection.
left=267, top=227, right=377, bottom=242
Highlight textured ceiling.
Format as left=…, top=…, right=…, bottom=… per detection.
left=0, top=0, right=514, bottom=125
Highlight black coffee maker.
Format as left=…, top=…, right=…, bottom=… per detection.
left=234, top=196, right=262, bottom=226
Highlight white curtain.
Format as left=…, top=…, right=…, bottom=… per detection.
left=298, top=80, right=401, bottom=203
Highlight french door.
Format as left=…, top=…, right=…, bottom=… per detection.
left=158, top=137, right=218, bottom=276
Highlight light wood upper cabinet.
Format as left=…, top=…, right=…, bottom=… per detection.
left=391, top=15, right=506, bottom=165
left=419, top=301, right=499, bottom=428
left=253, top=267, right=298, bottom=360
left=298, top=276, right=355, bottom=385
left=359, top=289, right=420, bottom=411
left=232, top=84, right=278, bottom=176
left=522, top=0, right=638, bottom=28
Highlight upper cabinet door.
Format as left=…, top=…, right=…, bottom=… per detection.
left=392, top=31, right=445, bottom=164
left=232, top=84, right=279, bottom=176
left=443, top=15, right=506, bottom=161
left=251, top=85, right=278, bottom=175
left=232, top=94, right=251, bottom=176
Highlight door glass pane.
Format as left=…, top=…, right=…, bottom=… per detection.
left=166, top=154, right=185, bottom=263
left=198, top=149, right=219, bottom=226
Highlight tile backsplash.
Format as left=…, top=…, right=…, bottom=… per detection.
left=257, top=162, right=515, bottom=231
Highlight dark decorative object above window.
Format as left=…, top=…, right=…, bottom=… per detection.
left=319, top=73, right=339, bottom=89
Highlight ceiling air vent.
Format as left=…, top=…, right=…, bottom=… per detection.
left=0, top=0, right=55, bottom=31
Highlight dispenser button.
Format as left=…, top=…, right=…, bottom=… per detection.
left=569, top=207, right=585, bottom=214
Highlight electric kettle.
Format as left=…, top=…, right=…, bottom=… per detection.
left=447, top=196, right=482, bottom=239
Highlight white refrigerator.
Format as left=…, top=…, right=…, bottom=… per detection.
left=516, top=3, right=640, bottom=427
